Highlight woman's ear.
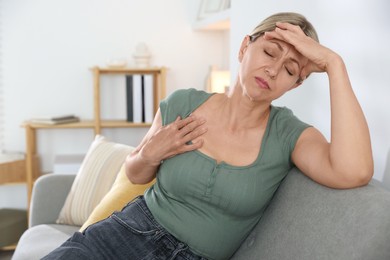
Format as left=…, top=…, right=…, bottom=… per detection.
left=238, top=35, right=251, bottom=62
left=290, top=68, right=309, bottom=90
left=289, top=79, right=303, bottom=91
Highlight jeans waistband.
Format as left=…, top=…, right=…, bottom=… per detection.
left=126, top=196, right=208, bottom=260
left=131, top=196, right=168, bottom=234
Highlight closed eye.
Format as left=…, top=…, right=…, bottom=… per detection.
left=285, top=66, right=293, bottom=76
left=285, top=62, right=299, bottom=77
left=264, top=50, right=273, bottom=57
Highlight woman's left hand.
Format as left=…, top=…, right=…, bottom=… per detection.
left=269, top=22, right=374, bottom=189
left=264, top=22, right=340, bottom=80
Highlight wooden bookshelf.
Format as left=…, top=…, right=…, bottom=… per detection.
left=91, top=66, right=166, bottom=134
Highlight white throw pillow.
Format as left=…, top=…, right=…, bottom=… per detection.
left=56, top=135, right=134, bottom=226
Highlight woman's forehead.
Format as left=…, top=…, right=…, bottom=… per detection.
left=260, top=38, right=308, bottom=66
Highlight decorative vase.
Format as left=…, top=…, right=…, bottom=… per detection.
left=133, top=42, right=151, bottom=68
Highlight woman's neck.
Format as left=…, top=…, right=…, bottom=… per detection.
left=216, top=88, right=271, bottom=132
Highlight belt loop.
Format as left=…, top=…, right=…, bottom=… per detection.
left=152, top=229, right=166, bottom=242
left=168, top=242, right=188, bottom=260
left=125, top=195, right=142, bottom=207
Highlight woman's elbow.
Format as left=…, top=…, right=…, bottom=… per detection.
left=358, top=164, right=374, bottom=186
left=354, top=170, right=373, bottom=187
left=343, top=164, right=374, bottom=188
left=358, top=156, right=374, bottom=185
left=346, top=154, right=374, bottom=187
left=124, top=153, right=156, bottom=184
left=124, top=154, right=140, bottom=184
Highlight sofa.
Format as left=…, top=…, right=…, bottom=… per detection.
left=13, top=167, right=390, bottom=260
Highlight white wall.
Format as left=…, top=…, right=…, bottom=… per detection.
left=230, top=0, right=390, bottom=183
left=0, top=0, right=228, bottom=208
left=2, top=0, right=227, bottom=168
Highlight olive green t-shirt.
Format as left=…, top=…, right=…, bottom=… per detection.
left=144, top=88, right=310, bottom=260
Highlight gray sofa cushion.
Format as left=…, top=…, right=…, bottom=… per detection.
left=232, top=168, right=390, bottom=260
left=12, top=224, right=79, bottom=260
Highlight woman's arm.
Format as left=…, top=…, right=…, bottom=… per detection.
left=268, top=22, right=374, bottom=188
left=125, top=109, right=207, bottom=184
left=292, top=57, right=374, bottom=188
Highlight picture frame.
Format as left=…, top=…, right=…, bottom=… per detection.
left=197, top=0, right=231, bottom=20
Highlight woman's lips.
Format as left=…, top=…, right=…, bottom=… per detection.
left=255, top=77, right=270, bottom=89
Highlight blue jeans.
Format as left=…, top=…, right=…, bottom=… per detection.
left=43, top=196, right=208, bottom=260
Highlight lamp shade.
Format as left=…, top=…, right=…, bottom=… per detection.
left=208, top=70, right=230, bottom=93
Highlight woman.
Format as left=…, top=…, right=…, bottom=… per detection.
left=44, top=12, right=373, bottom=260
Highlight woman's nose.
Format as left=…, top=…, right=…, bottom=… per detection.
left=265, top=67, right=277, bottom=79
left=265, top=61, right=283, bottom=80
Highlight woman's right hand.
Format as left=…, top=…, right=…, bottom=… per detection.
left=138, top=114, right=207, bottom=166
left=126, top=109, right=207, bottom=184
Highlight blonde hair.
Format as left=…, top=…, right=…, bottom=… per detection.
left=250, top=12, right=319, bottom=43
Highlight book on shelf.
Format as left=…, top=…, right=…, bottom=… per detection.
left=143, top=75, right=154, bottom=124
left=126, top=75, right=142, bottom=123
left=30, top=114, right=80, bottom=125
left=125, top=75, right=134, bottom=122
left=141, top=75, right=146, bottom=123
left=126, top=74, right=154, bottom=124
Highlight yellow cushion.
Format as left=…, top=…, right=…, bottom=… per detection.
left=80, top=163, right=155, bottom=231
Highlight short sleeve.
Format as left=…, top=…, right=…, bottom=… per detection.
left=274, top=107, right=311, bottom=158
left=159, top=88, right=213, bottom=126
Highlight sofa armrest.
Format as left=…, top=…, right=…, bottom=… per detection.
left=29, top=174, right=76, bottom=227
left=233, top=168, right=390, bottom=260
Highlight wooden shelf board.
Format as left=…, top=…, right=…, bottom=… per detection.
left=100, top=120, right=152, bottom=128
left=0, top=156, right=40, bottom=185
left=22, top=120, right=152, bottom=129
left=21, top=121, right=95, bottom=129
left=91, top=66, right=165, bottom=75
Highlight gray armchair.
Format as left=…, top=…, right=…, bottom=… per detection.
left=13, top=174, right=79, bottom=260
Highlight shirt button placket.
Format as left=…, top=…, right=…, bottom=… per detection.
left=205, top=163, right=219, bottom=197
